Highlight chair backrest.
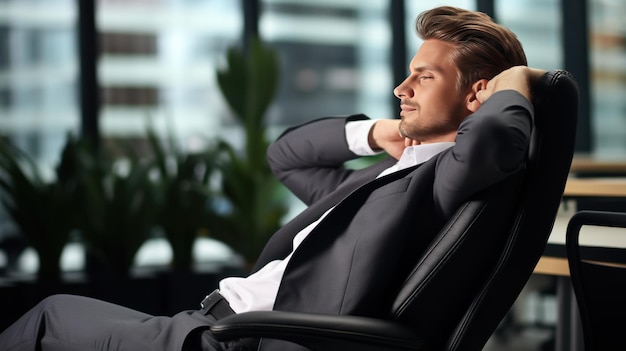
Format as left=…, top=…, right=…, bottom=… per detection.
left=389, top=70, right=579, bottom=350
left=566, top=210, right=626, bottom=351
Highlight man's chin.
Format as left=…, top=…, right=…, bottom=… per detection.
left=398, top=127, right=412, bottom=140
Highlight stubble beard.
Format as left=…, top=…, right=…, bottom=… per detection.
left=398, top=119, right=411, bottom=139
left=399, top=114, right=460, bottom=141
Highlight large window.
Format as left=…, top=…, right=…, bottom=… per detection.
left=261, top=0, right=393, bottom=126
left=97, top=0, right=242, bottom=148
left=404, top=0, right=475, bottom=64
left=496, top=0, right=562, bottom=70
left=4, top=1, right=626, bottom=174
left=0, top=0, right=78, bottom=171
left=8, top=0, right=626, bottom=170
left=588, top=0, right=626, bottom=156
left=3, top=0, right=626, bottom=272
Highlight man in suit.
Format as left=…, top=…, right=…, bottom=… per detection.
left=0, top=6, right=544, bottom=351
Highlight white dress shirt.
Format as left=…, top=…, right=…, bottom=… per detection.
left=219, top=119, right=454, bottom=313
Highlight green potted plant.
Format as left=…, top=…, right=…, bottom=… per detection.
left=210, top=37, right=289, bottom=267
left=147, top=127, right=219, bottom=272
left=71, top=138, right=158, bottom=283
left=0, top=135, right=79, bottom=286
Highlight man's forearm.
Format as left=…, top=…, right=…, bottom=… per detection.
left=266, top=115, right=368, bottom=204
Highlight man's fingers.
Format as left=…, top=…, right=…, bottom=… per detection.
left=404, top=138, right=420, bottom=147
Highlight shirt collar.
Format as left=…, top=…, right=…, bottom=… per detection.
left=396, top=142, right=456, bottom=171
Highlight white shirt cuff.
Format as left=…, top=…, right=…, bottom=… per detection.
left=345, top=119, right=381, bottom=156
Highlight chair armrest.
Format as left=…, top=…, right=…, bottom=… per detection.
left=210, top=311, right=424, bottom=351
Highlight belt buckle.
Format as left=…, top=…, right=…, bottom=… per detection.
left=200, top=289, right=222, bottom=312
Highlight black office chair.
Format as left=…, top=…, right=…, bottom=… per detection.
left=211, top=70, right=579, bottom=350
left=566, top=210, right=626, bottom=351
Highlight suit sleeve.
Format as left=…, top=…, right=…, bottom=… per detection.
left=267, top=114, right=374, bottom=206
left=434, top=89, right=533, bottom=218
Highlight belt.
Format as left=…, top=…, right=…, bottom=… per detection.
left=199, top=290, right=236, bottom=320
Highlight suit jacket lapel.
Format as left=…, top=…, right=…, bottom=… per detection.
left=252, top=159, right=417, bottom=271
left=298, top=163, right=419, bottom=245
left=274, top=157, right=405, bottom=238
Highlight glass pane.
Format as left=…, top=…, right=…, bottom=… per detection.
left=0, top=0, right=79, bottom=171
left=589, top=0, right=626, bottom=156
left=260, top=0, right=393, bottom=127
left=404, top=1, right=476, bottom=64
left=495, top=0, right=562, bottom=70
left=97, top=0, right=242, bottom=148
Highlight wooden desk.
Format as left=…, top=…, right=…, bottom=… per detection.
left=536, top=176, right=626, bottom=273
left=564, top=177, right=626, bottom=197
left=534, top=256, right=569, bottom=276
left=570, top=156, right=626, bottom=174
left=545, top=175, right=626, bottom=272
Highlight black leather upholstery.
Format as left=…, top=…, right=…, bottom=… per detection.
left=210, top=70, right=579, bottom=351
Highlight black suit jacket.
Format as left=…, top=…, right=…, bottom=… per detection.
left=256, top=90, right=533, bottom=321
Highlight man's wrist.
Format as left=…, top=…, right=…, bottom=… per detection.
left=367, top=124, right=383, bottom=152
left=345, top=119, right=381, bottom=155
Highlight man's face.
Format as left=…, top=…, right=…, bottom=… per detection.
left=394, top=39, right=472, bottom=143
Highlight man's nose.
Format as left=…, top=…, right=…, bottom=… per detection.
left=394, top=81, right=413, bottom=99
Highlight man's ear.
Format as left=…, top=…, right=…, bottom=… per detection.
left=466, top=79, right=489, bottom=112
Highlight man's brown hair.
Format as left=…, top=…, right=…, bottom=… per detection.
left=416, top=6, right=528, bottom=91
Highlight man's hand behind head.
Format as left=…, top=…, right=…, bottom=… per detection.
left=476, top=66, right=547, bottom=104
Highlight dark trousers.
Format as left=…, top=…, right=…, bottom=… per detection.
left=0, top=294, right=247, bottom=351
